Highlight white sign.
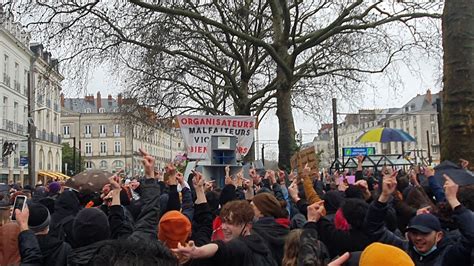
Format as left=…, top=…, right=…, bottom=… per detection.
left=176, top=115, right=256, bottom=160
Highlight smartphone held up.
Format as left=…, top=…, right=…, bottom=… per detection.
left=11, top=195, right=27, bottom=221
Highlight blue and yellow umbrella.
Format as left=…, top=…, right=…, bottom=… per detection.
left=356, top=127, right=416, bottom=143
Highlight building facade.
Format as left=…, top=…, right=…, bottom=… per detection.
left=0, top=10, right=63, bottom=184
left=61, top=93, right=184, bottom=177
left=313, top=90, right=441, bottom=169
left=30, top=44, right=63, bottom=183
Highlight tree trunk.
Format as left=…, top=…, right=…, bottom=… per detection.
left=234, top=80, right=255, bottom=163
left=441, top=0, right=474, bottom=167
left=276, top=82, right=296, bottom=170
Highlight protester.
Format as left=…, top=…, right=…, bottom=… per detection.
left=2, top=151, right=472, bottom=266
left=366, top=171, right=474, bottom=265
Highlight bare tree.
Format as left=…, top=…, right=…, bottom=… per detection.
left=441, top=0, right=474, bottom=167
left=14, top=1, right=442, bottom=168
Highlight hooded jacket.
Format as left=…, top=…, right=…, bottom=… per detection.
left=366, top=200, right=474, bottom=266
left=49, top=191, right=81, bottom=245
left=252, top=217, right=290, bottom=266
left=36, top=234, right=72, bottom=266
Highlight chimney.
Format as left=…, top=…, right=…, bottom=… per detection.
left=96, top=91, right=102, bottom=110
left=425, top=89, right=432, bottom=104
left=108, top=94, right=113, bottom=106
left=60, top=93, right=65, bottom=107
left=117, top=93, right=123, bottom=106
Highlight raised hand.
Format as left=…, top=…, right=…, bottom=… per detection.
left=307, top=200, right=325, bottom=222
left=443, top=174, right=460, bottom=209
left=288, top=179, right=300, bottom=202
left=15, top=204, right=29, bottom=232
left=108, top=175, right=121, bottom=191
left=267, top=170, right=276, bottom=185
left=379, top=171, right=398, bottom=203
left=139, top=148, right=155, bottom=179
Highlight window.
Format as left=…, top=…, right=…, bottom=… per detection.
left=3, top=54, right=9, bottom=76
left=13, top=102, right=18, bottom=123
left=99, top=124, right=106, bottom=136
left=99, top=108, right=105, bottom=113
left=63, top=126, right=70, bottom=136
left=114, top=141, right=121, bottom=153
left=100, top=142, right=107, bottom=153
left=114, top=124, right=120, bottom=133
left=85, top=142, right=92, bottom=154
left=85, top=108, right=91, bottom=113
left=100, top=160, right=107, bottom=169
left=85, top=161, right=93, bottom=169
left=23, top=70, right=28, bottom=95
left=2, top=96, right=7, bottom=120
left=85, top=125, right=91, bottom=136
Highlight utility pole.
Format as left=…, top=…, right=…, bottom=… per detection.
left=435, top=98, right=442, bottom=148
left=72, top=137, right=76, bottom=175
left=332, top=98, right=339, bottom=165
left=426, top=130, right=432, bottom=165
left=27, top=56, right=37, bottom=186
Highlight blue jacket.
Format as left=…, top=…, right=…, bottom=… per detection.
left=365, top=200, right=474, bottom=266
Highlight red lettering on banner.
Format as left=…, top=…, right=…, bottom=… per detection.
left=189, top=146, right=208, bottom=153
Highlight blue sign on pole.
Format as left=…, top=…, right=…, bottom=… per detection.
left=20, top=157, right=28, bottom=166
left=342, top=147, right=376, bottom=156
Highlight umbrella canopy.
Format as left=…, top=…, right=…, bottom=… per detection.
left=65, top=170, right=113, bottom=192
left=356, top=127, right=416, bottom=143
left=433, top=160, right=474, bottom=186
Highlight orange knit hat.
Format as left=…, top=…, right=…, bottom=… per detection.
left=360, top=242, right=414, bottom=266
left=158, top=211, right=192, bottom=249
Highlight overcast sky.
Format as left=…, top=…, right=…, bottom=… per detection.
left=60, top=52, right=440, bottom=162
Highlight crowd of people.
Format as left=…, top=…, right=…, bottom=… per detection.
left=0, top=151, right=473, bottom=266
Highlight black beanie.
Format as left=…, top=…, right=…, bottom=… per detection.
left=73, top=208, right=110, bottom=247
left=28, top=203, right=50, bottom=233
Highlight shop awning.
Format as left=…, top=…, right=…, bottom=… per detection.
left=38, top=171, right=70, bottom=181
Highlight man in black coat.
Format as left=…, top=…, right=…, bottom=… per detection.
left=365, top=172, right=474, bottom=266
left=28, top=203, right=72, bottom=266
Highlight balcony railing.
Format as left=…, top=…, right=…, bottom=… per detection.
left=16, top=124, right=24, bottom=134
left=2, top=119, right=14, bottom=132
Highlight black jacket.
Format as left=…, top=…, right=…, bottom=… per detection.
left=191, top=203, right=213, bottom=247
left=366, top=200, right=474, bottom=266
left=67, top=179, right=161, bottom=265
left=194, top=234, right=277, bottom=266
left=49, top=191, right=81, bottom=246
left=310, top=217, right=372, bottom=258
left=252, top=217, right=290, bottom=266
left=37, top=234, right=72, bottom=266
left=18, top=230, right=42, bottom=266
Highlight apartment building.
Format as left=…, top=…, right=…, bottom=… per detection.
left=0, top=10, right=63, bottom=184
left=313, top=90, right=441, bottom=168
left=61, top=92, right=184, bottom=176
